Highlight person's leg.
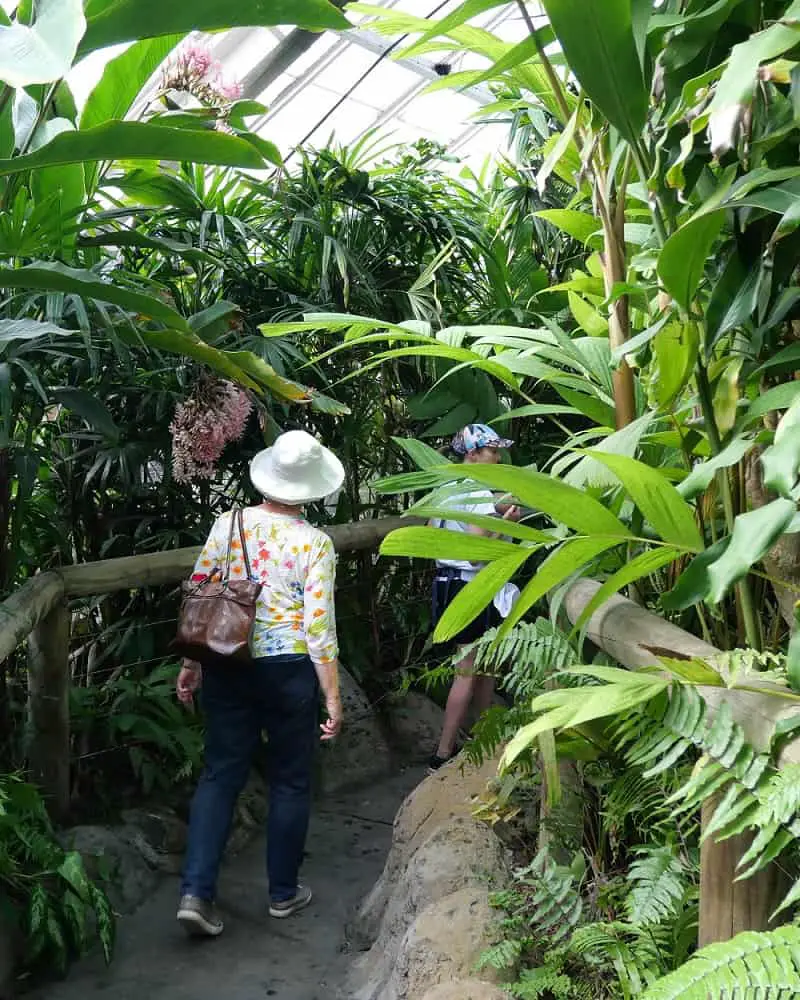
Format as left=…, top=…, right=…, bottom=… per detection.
left=181, top=666, right=260, bottom=904
left=436, top=646, right=477, bottom=759
left=258, top=654, right=319, bottom=909
left=472, top=673, right=496, bottom=715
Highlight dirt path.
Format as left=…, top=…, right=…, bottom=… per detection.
left=35, top=768, right=424, bottom=1000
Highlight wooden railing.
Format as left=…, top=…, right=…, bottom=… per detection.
left=1, top=517, right=411, bottom=821
left=565, top=579, right=800, bottom=946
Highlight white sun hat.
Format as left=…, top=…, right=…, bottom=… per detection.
left=249, top=430, right=345, bottom=504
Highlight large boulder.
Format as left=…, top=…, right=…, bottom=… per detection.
left=344, top=755, right=510, bottom=1000
left=383, top=690, right=444, bottom=762
left=61, top=826, right=159, bottom=914
left=419, top=981, right=509, bottom=1000
left=318, top=667, right=392, bottom=794
left=383, top=887, right=502, bottom=1000
left=349, top=754, right=501, bottom=949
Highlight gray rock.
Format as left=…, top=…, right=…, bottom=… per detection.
left=384, top=690, right=444, bottom=761
left=346, top=816, right=508, bottom=1000
left=120, top=807, right=187, bottom=855
left=61, top=825, right=159, bottom=915
left=318, top=667, right=391, bottom=795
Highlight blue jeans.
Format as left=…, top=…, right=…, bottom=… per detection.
left=181, top=654, right=320, bottom=904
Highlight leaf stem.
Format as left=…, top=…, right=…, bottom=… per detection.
left=696, top=359, right=762, bottom=650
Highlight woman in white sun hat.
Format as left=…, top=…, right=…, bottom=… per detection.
left=175, top=430, right=345, bottom=937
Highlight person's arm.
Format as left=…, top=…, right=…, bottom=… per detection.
left=176, top=516, right=225, bottom=703
left=304, top=536, right=343, bottom=740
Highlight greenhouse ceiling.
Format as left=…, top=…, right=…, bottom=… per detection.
left=5, top=0, right=540, bottom=170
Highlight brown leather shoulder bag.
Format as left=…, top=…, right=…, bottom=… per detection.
left=172, top=509, right=262, bottom=664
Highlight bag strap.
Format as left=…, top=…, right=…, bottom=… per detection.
left=237, top=508, right=254, bottom=581
left=223, top=508, right=238, bottom=580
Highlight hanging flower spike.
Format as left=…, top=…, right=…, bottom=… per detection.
left=170, top=378, right=253, bottom=484
left=160, top=43, right=243, bottom=112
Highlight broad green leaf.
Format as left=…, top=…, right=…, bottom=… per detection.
left=492, top=403, right=579, bottom=423
left=392, top=436, right=452, bottom=470
left=501, top=675, right=668, bottom=769
left=52, top=388, right=120, bottom=442
left=445, top=463, right=632, bottom=538
left=409, top=505, right=553, bottom=545
left=556, top=387, right=616, bottom=428
left=760, top=396, right=800, bottom=497
left=678, top=436, right=754, bottom=499
left=402, top=0, right=527, bottom=58
left=743, top=381, right=800, bottom=426
left=707, top=1, right=800, bottom=120
left=713, top=356, right=742, bottom=436
left=657, top=210, right=725, bottom=312
left=81, top=35, right=182, bottom=193
left=0, top=262, right=189, bottom=330
left=573, top=547, right=684, bottom=630
left=500, top=535, right=624, bottom=634
left=379, top=525, right=522, bottom=563
left=189, top=301, right=241, bottom=338
left=0, top=121, right=271, bottom=177
left=535, top=209, right=600, bottom=245
left=707, top=498, right=797, bottom=604
left=123, top=328, right=286, bottom=397
left=540, top=0, right=649, bottom=141
left=0, top=318, right=74, bottom=345
left=80, top=0, right=348, bottom=55
left=662, top=537, right=729, bottom=611
left=434, top=549, right=531, bottom=642
left=0, top=0, right=85, bottom=88
left=583, top=451, right=703, bottom=550
left=568, top=291, right=608, bottom=336
left=651, top=322, right=698, bottom=409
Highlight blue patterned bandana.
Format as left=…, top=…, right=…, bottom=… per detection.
left=451, top=423, right=514, bottom=455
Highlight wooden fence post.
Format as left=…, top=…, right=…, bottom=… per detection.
left=27, top=599, right=71, bottom=822
left=699, top=797, right=788, bottom=946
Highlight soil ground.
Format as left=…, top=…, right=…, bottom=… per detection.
left=33, top=767, right=425, bottom=1000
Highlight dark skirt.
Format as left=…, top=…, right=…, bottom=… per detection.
left=431, top=572, right=501, bottom=651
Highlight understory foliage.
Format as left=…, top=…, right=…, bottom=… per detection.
left=0, top=776, right=114, bottom=973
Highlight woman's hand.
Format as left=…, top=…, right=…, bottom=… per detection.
left=320, top=694, right=343, bottom=742
left=177, top=660, right=201, bottom=705
left=502, top=504, right=522, bottom=522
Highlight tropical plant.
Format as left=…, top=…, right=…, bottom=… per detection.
left=0, top=774, right=114, bottom=974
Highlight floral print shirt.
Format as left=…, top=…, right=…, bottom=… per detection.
left=191, top=508, right=338, bottom=669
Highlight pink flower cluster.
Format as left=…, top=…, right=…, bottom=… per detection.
left=161, top=43, right=244, bottom=109
left=170, top=379, right=253, bottom=484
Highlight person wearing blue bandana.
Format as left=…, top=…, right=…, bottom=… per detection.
left=427, top=423, right=521, bottom=772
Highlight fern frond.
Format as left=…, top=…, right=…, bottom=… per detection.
left=476, top=937, right=524, bottom=972
left=625, top=847, right=688, bottom=928
left=467, top=618, right=577, bottom=699
left=514, top=848, right=583, bottom=945
left=640, top=925, right=800, bottom=999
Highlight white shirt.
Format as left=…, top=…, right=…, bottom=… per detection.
left=431, top=488, right=497, bottom=580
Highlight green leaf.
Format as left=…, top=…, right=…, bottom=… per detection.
left=52, top=388, right=120, bottom=441
left=500, top=535, right=625, bottom=633
left=582, top=451, right=704, bottom=550
left=444, top=463, right=632, bottom=538
left=707, top=498, right=797, bottom=604
left=707, top=1, right=800, bottom=120
left=379, top=525, right=522, bottom=563
left=743, top=381, right=800, bottom=426
left=535, top=209, right=600, bottom=245
left=409, top=504, right=553, bottom=545
left=574, top=547, right=684, bottom=630
left=392, top=436, right=452, bottom=470
left=662, top=537, right=729, bottom=611
left=568, top=291, right=608, bottom=336
left=657, top=210, right=725, bottom=312
left=434, top=549, right=531, bottom=642
left=760, top=396, right=800, bottom=497
left=80, top=35, right=182, bottom=193
left=652, top=322, right=698, bottom=409
left=401, top=0, right=510, bottom=57
left=0, top=262, right=189, bottom=330
left=0, top=318, right=74, bottom=345
left=540, top=0, right=649, bottom=141
left=492, top=403, right=579, bottom=423
left=502, top=675, right=668, bottom=769
left=678, top=437, right=754, bottom=499
left=0, top=121, right=270, bottom=177
left=0, top=0, right=85, bottom=88
left=80, top=0, right=348, bottom=54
